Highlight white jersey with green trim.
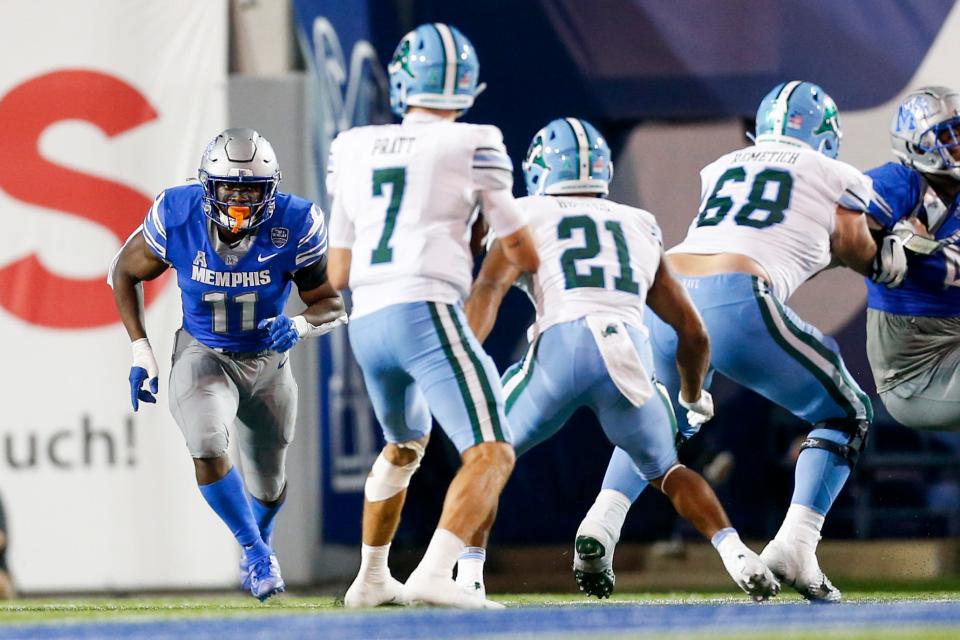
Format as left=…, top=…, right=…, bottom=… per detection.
left=670, top=141, right=873, bottom=302
left=327, top=112, right=526, bottom=319
left=516, top=195, right=663, bottom=337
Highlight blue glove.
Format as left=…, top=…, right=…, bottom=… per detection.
left=129, top=338, right=159, bottom=411
left=258, top=315, right=301, bottom=353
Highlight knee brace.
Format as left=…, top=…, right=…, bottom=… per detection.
left=364, top=441, right=426, bottom=502
left=799, top=418, right=870, bottom=467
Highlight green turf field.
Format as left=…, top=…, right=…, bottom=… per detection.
left=2, top=588, right=959, bottom=633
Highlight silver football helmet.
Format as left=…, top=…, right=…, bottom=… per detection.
left=890, top=86, right=960, bottom=179
left=198, top=128, right=282, bottom=232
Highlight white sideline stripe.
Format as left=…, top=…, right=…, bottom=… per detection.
left=566, top=117, right=590, bottom=181
left=758, top=291, right=866, bottom=415
left=434, top=23, right=457, bottom=97
left=436, top=304, right=496, bottom=442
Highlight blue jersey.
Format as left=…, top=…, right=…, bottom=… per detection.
left=142, top=184, right=328, bottom=350
left=865, top=162, right=960, bottom=317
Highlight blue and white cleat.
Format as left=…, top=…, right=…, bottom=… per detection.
left=249, top=554, right=285, bottom=602
left=239, top=551, right=252, bottom=591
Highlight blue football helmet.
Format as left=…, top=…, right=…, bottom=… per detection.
left=890, top=86, right=960, bottom=179
left=754, top=81, right=841, bottom=159
left=523, top=117, right=613, bottom=196
left=387, top=23, right=482, bottom=116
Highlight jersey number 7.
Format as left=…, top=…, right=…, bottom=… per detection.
left=371, top=167, right=406, bottom=264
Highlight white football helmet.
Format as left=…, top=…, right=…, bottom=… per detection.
left=890, top=86, right=960, bottom=179
left=198, top=128, right=282, bottom=232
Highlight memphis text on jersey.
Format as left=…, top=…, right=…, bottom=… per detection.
left=190, top=250, right=272, bottom=287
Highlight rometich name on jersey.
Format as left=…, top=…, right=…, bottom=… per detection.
left=372, top=136, right=416, bottom=155
left=731, top=150, right=800, bottom=165
left=190, top=265, right=272, bottom=287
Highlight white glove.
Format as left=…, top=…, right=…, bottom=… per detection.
left=129, top=338, right=159, bottom=411
left=870, top=233, right=907, bottom=288
left=291, top=313, right=348, bottom=339
left=678, top=390, right=714, bottom=428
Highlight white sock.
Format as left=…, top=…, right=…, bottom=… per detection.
left=582, top=489, right=631, bottom=542
left=712, top=527, right=746, bottom=559
left=358, top=543, right=391, bottom=582
left=456, top=547, right=486, bottom=587
left=774, top=504, right=825, bottom=552
left=414, top=528, right=464, bottom=580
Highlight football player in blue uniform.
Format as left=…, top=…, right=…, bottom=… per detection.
left=865, top=86, right=960, bottom=430
left=109, top=128, right=346, bottom=601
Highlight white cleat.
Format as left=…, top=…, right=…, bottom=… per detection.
left=344, top=574, right=407, bottom=608
left=573, top=519, right=616, bottom=599
left=720, top=546, right=781, bottom=602
left=457, top=578, right=487, bottom=600
left=760, top=539, right=841, bottom=603
left=404, top=572, right=502, bottom=609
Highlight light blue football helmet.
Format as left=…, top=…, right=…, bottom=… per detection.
left=387, top=23, right=482, bottom=116
left=522, top=117, right=613, bottom=196
left=754, top=81, right=842, bottom=159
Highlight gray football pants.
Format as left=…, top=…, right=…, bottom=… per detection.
left=168, top=329, right=297, bottom=500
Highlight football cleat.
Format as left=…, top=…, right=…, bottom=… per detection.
left=248, top=554, right=285, bottom=602
left=403, top=571, right=503, bottom=609
left=573, top=534, right=616, bottom=599
left=761, top=539, right=841, bottom=603
left=720, top=546, right=781, bottom=602
left=456, top=577, right=486, bottom=600
left=239, top=550, right=252, bottom=591
left=344, top=574, right=407, bottom=608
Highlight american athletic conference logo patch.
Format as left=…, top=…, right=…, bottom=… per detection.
left=271, top=227, right=289, bottom=248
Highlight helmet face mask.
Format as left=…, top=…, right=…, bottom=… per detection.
left=523, top=118, right=613, bottom=197
left=388, top=23, right=481, bottom=117
left=890, top=86, right=960, bottom=179
left=198, top=128, right=281, bottom=233
left=754, top=81, right=842, bottom=159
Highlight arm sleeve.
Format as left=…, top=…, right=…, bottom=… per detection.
left=326, top=133, right=356, bottom=249
left=472, top=126, right=527, bottom=237
left=829, top=160, right=873, bottom=214
left=141, top=192, right=170, bottom=261
left=327, top=190, right=355, bottom=248
left=865, top=163, right=922, bottom=228
left=294, top=204, right=329, bottom=269
left=325, top=134, right=342, bottom=198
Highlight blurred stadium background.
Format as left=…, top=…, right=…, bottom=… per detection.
left=1, top=0, right=960, bottom=602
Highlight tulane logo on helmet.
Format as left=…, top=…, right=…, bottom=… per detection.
left=754, top=81, right=842, bottom=159
left=522, top=118, right=613, bottom=196
left=890, top=86, right=960, bottom=179
left=388, top=23, right=482, bottom=117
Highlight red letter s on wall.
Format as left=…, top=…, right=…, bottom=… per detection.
left=0, top=69, right=168, bottom=328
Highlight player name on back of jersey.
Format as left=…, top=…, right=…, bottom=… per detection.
left=372, top=136, right=416, bottom=155
left=557, top=198, right=610, bottom=210
left=731, top=150, right=800, bottom=165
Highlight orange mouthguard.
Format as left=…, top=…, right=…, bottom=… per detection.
left=227, top=206, right=251, bottom=233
